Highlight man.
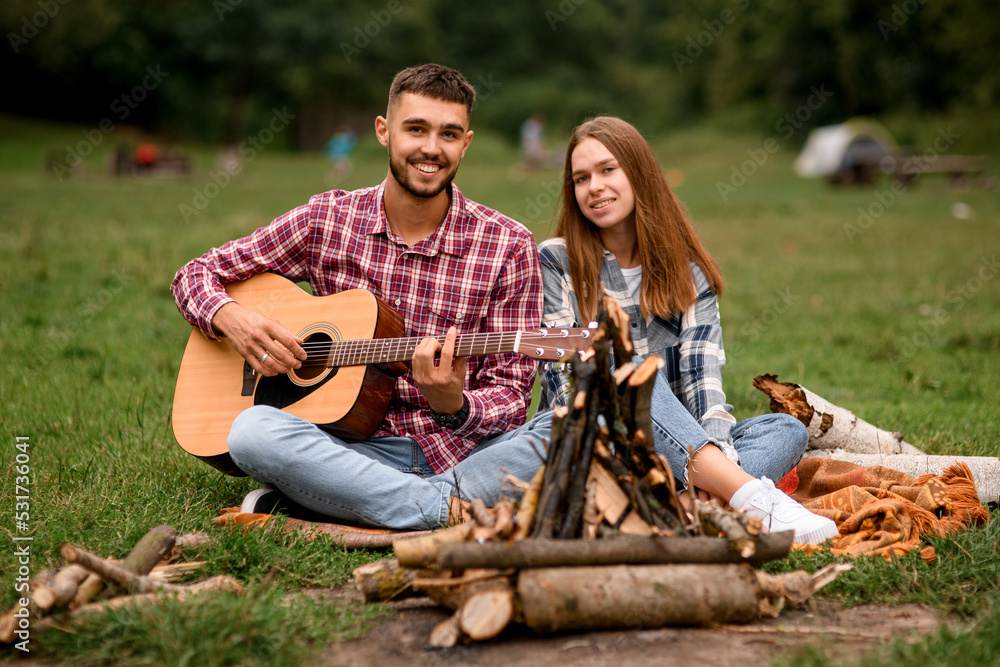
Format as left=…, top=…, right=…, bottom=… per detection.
left=171, top=64, right=549, bottom=530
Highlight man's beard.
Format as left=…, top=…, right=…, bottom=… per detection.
left=387, top=143, right=457, bottom=199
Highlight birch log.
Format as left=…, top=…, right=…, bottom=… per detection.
left=753, top=374, right=924, bottom=455
left=803, top=450, right=1000, bottom=504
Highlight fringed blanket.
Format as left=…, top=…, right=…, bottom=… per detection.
left=213, top=506, right=432, bottom=549
left=777, top=459, right=990, bottom=560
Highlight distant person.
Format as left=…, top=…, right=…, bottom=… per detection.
left=538, top=116, right=839, bottom=545
left=519, top=114, right=547, bottom=169
left=325, top=126, right=358, bottom=182
left=172, top=64, right=550, bottom=530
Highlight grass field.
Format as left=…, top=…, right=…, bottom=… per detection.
left=1, top=111, right=998, bottom=665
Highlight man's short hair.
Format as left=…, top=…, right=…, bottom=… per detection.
left=388, top=63, right=476, bottom=116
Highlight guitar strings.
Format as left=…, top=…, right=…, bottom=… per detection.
left=290, top=332, right=586, bottom=367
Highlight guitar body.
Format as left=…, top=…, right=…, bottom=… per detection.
left=171, top=274, right=404, bottom=475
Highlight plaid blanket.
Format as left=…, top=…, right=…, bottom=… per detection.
left=777, top=459, right=990, bottom=560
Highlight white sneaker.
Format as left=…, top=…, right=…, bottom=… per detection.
left=732, top=477, right=839, bottom=545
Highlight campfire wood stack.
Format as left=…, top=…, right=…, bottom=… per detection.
left=357, top=299, right=850, bottom=646
left=0, top=525, right=240, bottom=644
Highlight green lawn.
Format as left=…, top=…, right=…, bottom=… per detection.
left=1, top=112, right=998, bottom=665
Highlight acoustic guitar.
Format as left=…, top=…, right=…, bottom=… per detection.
left=171, top=273, right=593, bottom=475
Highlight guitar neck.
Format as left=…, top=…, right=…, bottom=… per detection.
left=314, top=332, right=524, bottom=368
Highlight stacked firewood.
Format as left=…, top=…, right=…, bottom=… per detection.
left=0, top=525, right=240, bottom=644
left=355, top=300, right=850, bottom=646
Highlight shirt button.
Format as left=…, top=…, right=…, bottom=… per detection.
left=394, top=298, right=401, bottom=306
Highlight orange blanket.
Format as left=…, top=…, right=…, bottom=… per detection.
left=777, top=459, right=989, bottom=560
left=213, top=506, right=432, bottom=549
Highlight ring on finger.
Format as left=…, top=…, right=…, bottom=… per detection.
left=259, top=352, right=270, bottom=363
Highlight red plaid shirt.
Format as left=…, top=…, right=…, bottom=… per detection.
left=172, top=181, right=543, bottom=472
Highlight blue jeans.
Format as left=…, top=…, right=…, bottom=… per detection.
left=227, top=406, right=552, bottom=530
left=648, top=373, right=808, bottom=491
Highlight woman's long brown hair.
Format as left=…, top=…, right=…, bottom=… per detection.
left=554, top=116, right=724, bottom=322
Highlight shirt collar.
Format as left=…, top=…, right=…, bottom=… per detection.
left=367, top=180, right=473, bottom=256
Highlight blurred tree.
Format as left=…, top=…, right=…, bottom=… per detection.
left=1, top=0, right=995, bottom=145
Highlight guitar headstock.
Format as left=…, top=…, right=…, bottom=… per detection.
left=516, top=325, right=598, bottom=361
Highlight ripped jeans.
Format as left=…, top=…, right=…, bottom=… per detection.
left=648, top=372, right=808, bottom=491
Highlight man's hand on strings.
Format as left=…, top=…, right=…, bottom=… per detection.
left=412, top=326, right=468, bottom=414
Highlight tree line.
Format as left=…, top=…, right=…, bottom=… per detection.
left=2, top=0, right=996, bottom=146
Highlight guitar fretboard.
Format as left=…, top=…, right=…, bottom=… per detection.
left=304, top=332, right=521, bottom=368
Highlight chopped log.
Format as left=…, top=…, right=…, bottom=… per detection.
left=70, top=573, right=105, bottom=610
left=753, top=374, right=924, bottom=455
left=697, top=503, right=755, bottom=558
left=417, top=570, right=510, bottom=610
left=429, top=611, right=463, bottom=648
left=71, top=576, right=245, bottom=616
left=533, top=354, right=598, bottom=538
left=512, top=465, right=545, bottom=541
left=604, top=297, right=634, bottom=359
left=122, top=524, right=177, bottom=575
left=393, top=522, right=473, bottom=568
left=459, top=585, right=515, bottom=641
left=802, top=450, right=1000, bottom=504
left=621, top=355, right=664, bottom=450
left=582, top=476, right=600, bottom=540
left=61, top=544, right=179, bottom=595
left=33, top=564, right=89, bottom=612
left=0, top=599, right=31, bottom=644
left=755, top=563, right=852, bottom=617
left=435, top=533, right=793, bottom=570
left=149, top=561, right=208, bottom=583
left=518, top=564, right=760, bottom=632
left=58, top=525, right=177, bottom=609
left=174, top=531, right=213, bottom=550
left=588, top=462, right=651, bottom=535
left=353, top=559, right=418, bottom=603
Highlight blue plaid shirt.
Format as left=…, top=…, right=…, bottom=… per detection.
left=538, top=238, right=739, bottom=463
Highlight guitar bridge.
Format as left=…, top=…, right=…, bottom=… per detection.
left=242, top=361, right=258, bottom=396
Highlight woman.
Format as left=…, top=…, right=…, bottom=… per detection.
left=539, top=116, right=837, bottom=545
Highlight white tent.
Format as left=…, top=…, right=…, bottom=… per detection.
left=794, top=118, right=897, bottom=179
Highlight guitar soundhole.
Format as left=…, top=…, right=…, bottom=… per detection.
left=297, top=331, right=333, bottom=381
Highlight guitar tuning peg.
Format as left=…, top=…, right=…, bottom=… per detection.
left=587, top=321, right=599, bottom=329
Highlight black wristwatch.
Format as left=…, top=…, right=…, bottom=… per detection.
left=430, top=397, right=469, bottom=430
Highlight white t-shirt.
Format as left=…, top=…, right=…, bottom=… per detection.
left=620, top=264, right=642, bottom=307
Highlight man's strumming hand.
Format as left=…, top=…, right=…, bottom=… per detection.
left=212, top=302, right=306, bottom=377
